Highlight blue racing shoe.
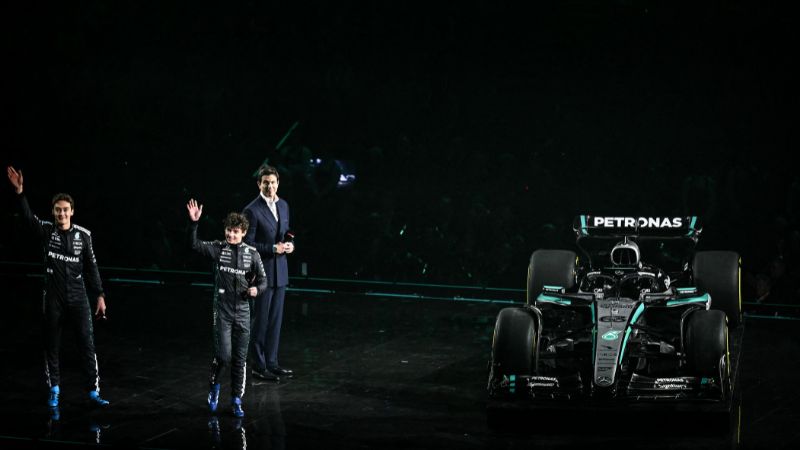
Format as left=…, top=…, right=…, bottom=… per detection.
left=88, top=391, right=110, bottom=407
left=208, top=383, right=221, bottom=413
left=48, top=386, right=60, bottom=408
left=232, top=396, right=244, bottom=418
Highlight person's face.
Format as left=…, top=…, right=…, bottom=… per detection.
left=225, top=227, right=245, bottom=245
left=258, top=174, right=279, bottom=199
left=52, top=200, right=74, bottom=230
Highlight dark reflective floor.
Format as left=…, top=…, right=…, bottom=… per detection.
left=0, top=278, right=798, bottom=449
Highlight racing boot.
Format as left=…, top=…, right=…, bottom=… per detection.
left=48, top=385, right=60, bottom=408
left=232, top=396, right=244, bottom=418
left=208, top=383, right=221, bottom=413
left=88, top=391, right=110, bottom=407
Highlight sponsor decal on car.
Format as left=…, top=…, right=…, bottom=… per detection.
left=592, top=217, right=683, bottom=228
left=527, top=376, right=559, bottom=388
left=596, top=376, right=613, bottom=386
left=599, top=316, right=627, bottom=322
left=601, top=330, right=622, bottom=341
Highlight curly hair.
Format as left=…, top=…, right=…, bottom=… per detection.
left=223, top=212, right=249, bottom=232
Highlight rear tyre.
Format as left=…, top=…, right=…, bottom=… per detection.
left=527, top=249, right=577, bottom=305
left=693, top=251, right=741, bottom=328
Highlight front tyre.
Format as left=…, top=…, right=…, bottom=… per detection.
left=685, top=309, right=730, bottom=395
left=490, top=307, right=537, bottom=378
left=487, top=307, right=537, bottom=430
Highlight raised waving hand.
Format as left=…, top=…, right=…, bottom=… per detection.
left=186, top=198, right=203, bottom=222
left=7, top=166, right=23, bottom=194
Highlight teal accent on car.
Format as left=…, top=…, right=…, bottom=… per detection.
left=619, top=327, right=633, bottom=363
left=581, top=215, right=588, bottom=235
left=537, top=294, right=571, bottom=305
left=617, top=304, right=643, bottom=364
left=510, top=375, right=516, bottom=393
left=686, top=216, right=698, bottom=236
left=666, top=293, right=710, bottom=306
left=630, top=303, right=645, bottom=324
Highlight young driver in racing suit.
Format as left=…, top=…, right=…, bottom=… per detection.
left=6, top=166, right=110, bottom=409
left=187, top=199, right=267, bottom=418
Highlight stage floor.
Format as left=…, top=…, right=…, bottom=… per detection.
left=0, top=279, right=797, bottom=449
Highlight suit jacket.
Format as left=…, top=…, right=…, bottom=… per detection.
left=243, top=195, right=290, bottom=287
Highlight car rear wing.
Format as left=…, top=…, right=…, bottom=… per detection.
left=573, top=215, right=701, bottom=239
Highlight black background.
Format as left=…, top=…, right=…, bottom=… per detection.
left=2, top=1, right=797, bottom=294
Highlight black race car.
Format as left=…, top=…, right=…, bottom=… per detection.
left=488, top=215, right=743, bottom=415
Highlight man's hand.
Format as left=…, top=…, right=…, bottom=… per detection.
left=186, top=198, right=203, bottom=221
left=284, top=242, right=295, bottom=254
left=273, top=243, right=287, bottom=254
left=247, top=287, right=258, bottom=297
left=7, top=166, right=23, bottom=194
left=95, top=295, right=107, bottom=319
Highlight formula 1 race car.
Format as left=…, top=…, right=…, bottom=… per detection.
left=487, top=215, right=743, bottom=417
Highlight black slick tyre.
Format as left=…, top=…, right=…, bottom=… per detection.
left=527, top=249, right=576, bottom=305
left=693, top=251, right=742, bottom=328
left=491, top=307, right=536, bottom=377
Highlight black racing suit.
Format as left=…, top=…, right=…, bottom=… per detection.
left=190, top=222, right=267, bottom=399
left=17, top=193, right=105, bottom=393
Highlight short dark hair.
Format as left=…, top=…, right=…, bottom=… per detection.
left=223, top=212, right=249, bottom=232
left=51, top=193, right=74, bottom=209
left=257, top=165, right=279, bottom=182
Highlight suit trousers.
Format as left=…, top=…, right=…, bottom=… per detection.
left=251, top=286, right=286, bottom=371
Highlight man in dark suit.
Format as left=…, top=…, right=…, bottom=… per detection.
left=243, top=165, right=295, bottom=381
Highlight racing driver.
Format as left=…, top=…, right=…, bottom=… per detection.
left=187, top=198, right=267, bottom=418
left=6, top=166, right=110, bottom=410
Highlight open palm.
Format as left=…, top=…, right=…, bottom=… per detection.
left=7, top=166, right=23, bottom=193
left=186, top=198, right=203, bottom=221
